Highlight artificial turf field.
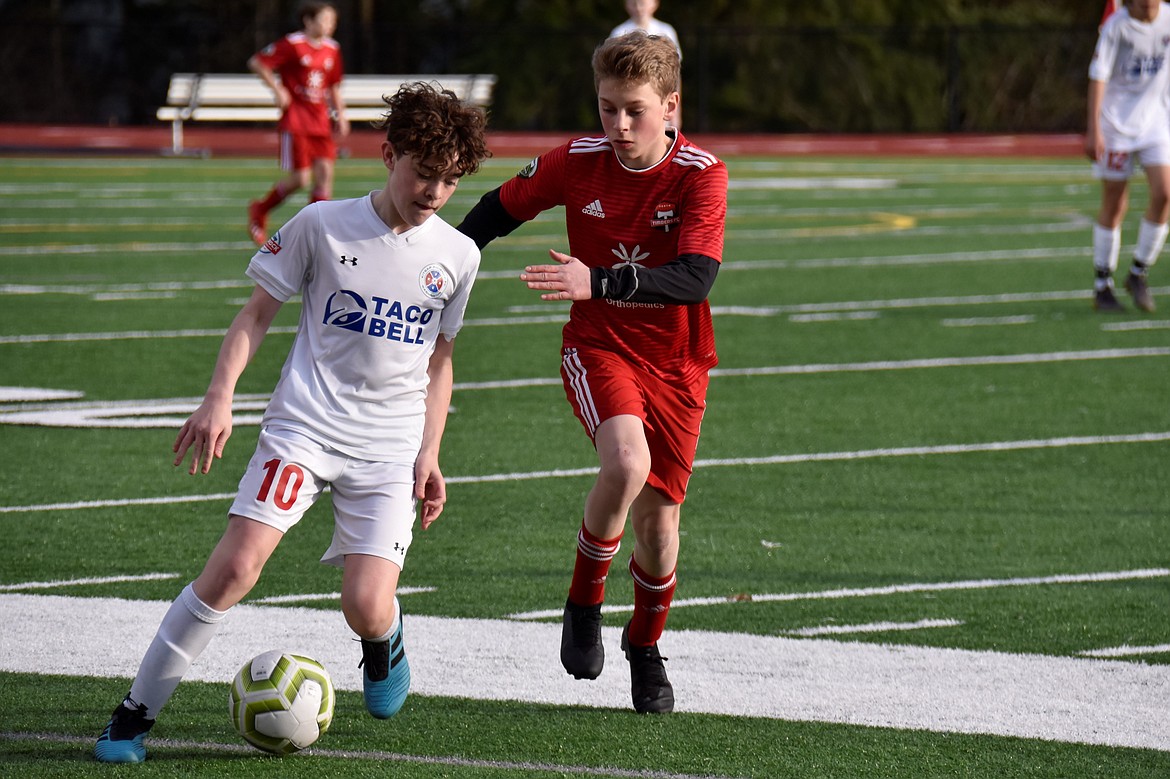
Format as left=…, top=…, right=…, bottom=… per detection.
left=0, top=148, right=1167, bottom=777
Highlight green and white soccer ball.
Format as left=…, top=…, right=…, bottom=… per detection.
left=229, top=650, right=335, bottom=755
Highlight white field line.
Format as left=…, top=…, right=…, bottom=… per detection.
left=0, top=732, right=742, bottom=779
left=941, top=315, right=1036, bottom=327
left=2, top=433, right=1169, bottom=516
left=11, top=287, right=1147, bottom=339
left=1080, top=644, right=1170, bottom=658
left=0, top=572, right=179, bottom=592
left=0, top=247, right=1092, bottom=295
left=789, top=311, right=881, bottom=323
left=5, top=346, right=1166, bottom=428
left=1100, top=319, right=1170, bottom=331
left=248, top=585, right=436, bottom=605
left=0, top=286, right=1126, bottom=337
left=780, top=618, right=964, bottom=637
left=1, top=593, right=1167, bottom=752
left=508, top=569, right=1170, bottom=620
left=708, top=347, right=1170, bottom=377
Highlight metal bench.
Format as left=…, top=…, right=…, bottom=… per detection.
left=156, top=73, right=497, bottom=155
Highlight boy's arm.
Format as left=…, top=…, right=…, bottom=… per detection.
left=416, top=335, right=455, bottom=530
left=591, top=254, right=719, bottom=304
left=456, top=187, right=526, bottom=249
left=330, top=82, right=350, bottom=137
left=173, top=286, right=284, bottom=475
left=1086, top=79, right=1106, bottom=161
left=523, top=250, right=718, bottom=304
left=248, top=54, right=290, bottom=110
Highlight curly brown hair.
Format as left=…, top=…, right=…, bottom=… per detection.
left=375, top=82, right=491, bottom=177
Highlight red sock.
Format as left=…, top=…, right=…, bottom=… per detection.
left=628, top=557, right=676, bottom=647
left=256, top=183, right=290, bottom=213
left=567, top=522, right=622, bottom=607
left=309, top=187, right=329, bottom=204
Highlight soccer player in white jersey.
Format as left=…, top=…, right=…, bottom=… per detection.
left=459, top=32, right=727, bottom=714
left=94, top=82, right=490, bottom=763
left=610, top=1, right=683, bottom=128
left=1086, top=0, right=1170, bottom=311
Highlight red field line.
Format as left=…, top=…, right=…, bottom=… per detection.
left=0, top=123, right=1084, bottom=159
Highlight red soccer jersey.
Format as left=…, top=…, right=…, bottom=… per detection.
left=253, top=32, right=344, bottom=136
left=499, top=133, right=727, bottom=386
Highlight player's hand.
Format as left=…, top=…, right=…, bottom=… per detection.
left=521, top=250, right=592, bottom=301
left=414, top=459, right=446, bottom=530
left=1085, top=130, right=1104, bottom=162
left=336, top=115, right=351, bottom=138
left=274, top=85, right=292, bottom=111
left=173, top=395, right=233, bottom=475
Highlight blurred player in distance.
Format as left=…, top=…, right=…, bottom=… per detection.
left=457, top=31, right=727, bottom=714
left=1102, top=0, right=1120, bottom=28
left=1085, top=0, right=1170, bottom=312
left=610, top=0, right=682, bottom=128
left=246, top=0, right=350, bottom=246
left=94, top=83, right=489, bottom=763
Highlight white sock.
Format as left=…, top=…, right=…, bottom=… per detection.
left=1133, top=218, right=1167, bottom=270
left=1093, top=224, right=1121, bottom=290
left=126, top=583, right=229, bottom=718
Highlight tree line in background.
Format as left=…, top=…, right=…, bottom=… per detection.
left=0, top=0, right=1099, bottom=133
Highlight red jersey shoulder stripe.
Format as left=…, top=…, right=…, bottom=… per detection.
left=569, top=136, right=611, bottom=154
left=673, top=146, right=718, bottom=170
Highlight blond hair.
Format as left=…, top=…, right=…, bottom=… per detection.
left=592, top=30, right=679, bottom=98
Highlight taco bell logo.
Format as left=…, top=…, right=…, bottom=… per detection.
left=323, top=289, right=367, bottom=332
left=323, top=289, right=432, bottom=345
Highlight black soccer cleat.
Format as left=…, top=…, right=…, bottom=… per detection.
left=620, top=622, right=674, bottom=714
left=1124, top=271, right=1156, bottom=312
left=560, top=598, right=604, bottom=680
left=1093, top=285, right=1125, bottom=312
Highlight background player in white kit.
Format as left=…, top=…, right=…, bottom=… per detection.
left=95, top=82, right=490, bottom=763
left=1086, top=0, right=1170, bottom=312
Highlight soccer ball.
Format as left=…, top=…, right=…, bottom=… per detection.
left=229, top=650, right=335, bottom=755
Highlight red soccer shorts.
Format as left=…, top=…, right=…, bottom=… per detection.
left=560, top=347, right=709, bottom=504
left=280, top=131, right=336, bottom=171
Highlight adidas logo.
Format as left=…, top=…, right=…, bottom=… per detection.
left=582, top=199, right=605, bottom=218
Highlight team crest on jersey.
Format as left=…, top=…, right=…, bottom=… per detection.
left=261, top=230, right=283, bottom=255
left=420, top=264, right=451, bottom=299
left=518, top=158, right=539, bottom=178
left=650, top=201, right=680, bottom=232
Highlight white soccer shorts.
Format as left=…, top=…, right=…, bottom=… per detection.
left=1093, top=138, right=1170, bottom=181
left=229, top=425, right=416, bottom=569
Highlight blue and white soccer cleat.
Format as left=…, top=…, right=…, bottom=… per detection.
left=359, top=598, right=411, bottom=719
left=94, top=700, right=154, bottom=763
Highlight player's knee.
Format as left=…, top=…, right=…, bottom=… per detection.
left=198, top=557, right=263, bottom=607
left=598, top=441, right=650, bottom=486
left=341, top=591, right=395, bottom=638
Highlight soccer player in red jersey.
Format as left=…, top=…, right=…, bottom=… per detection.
left=246, top=1, right=350, bottom=246
left=1102, top=0, right=1120, bottom=28
left=458, top=31, right=727, bottom=714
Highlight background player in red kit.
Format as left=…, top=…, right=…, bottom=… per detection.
left=458, top=31, right=727, bottom=714
left=247, top=0, right=350, bottom=246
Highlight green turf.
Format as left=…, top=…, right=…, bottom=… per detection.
left=0, top=152, right=1167, bottom=777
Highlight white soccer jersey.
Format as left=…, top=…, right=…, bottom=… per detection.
left=246, top=194, right=480, bottom=461
left=1090, top=3, right=1170, bottom=150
